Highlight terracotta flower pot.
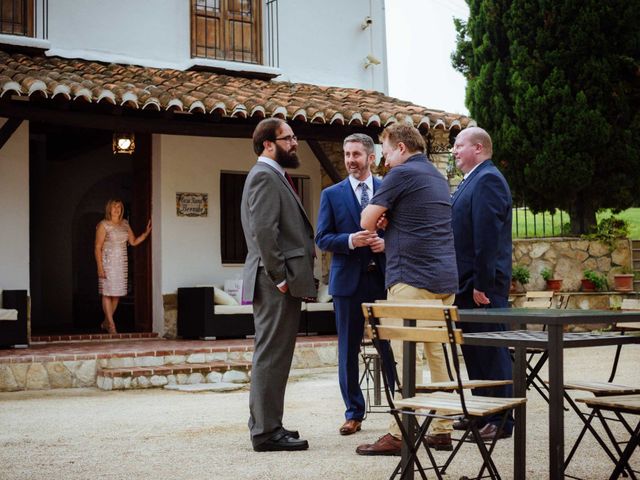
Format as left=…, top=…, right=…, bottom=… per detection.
left=581, top=279, right=596, bottom=292
left=545, top=279, right=563, bottom=292
left=613, top=274, right=634, bottom=292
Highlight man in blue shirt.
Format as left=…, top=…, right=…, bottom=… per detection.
left=356, top=124, right=458, bottom=455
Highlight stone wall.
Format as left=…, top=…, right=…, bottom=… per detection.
left=513, top=238, right=632, bottom=291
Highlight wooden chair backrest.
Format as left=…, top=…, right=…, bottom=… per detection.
left=620, top=299, right=640, bottom=329
left=621, top=299, right=640, bottom=310
left=524, top=290, right=554, bottom=309
left=362, top=303, right=462, bottom=345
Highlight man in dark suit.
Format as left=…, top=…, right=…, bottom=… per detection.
left=241, top=118, right=317, bottom=452
left=451, top=126, right=514, bottom=441
left=315, top=133, right=395, bottom=436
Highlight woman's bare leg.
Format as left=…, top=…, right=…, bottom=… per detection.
left=101, top=296, right=117, bottom=334
left=109, top=297, right=120, bottom=333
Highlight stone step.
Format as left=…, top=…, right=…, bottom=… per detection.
left=31, top=332, right=159, bottom=344
left=96, top=361, right=251, bottom=391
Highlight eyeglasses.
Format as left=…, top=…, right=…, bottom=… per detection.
left=274, top=135, right=298, bottom=143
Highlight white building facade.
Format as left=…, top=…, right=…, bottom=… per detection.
left=0, top=0, right=468, bottom=337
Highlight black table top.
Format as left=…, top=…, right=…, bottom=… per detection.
left=458, top=308, right=640, bottom=326
left=463, top=329, right=640, bottom=348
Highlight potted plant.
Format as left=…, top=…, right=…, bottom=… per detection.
left=582, top=269, right=608, bottom=292
left=613, top=265, right=635, bottom=292
left=511, top=264, right=530, bottom=292
left=541, top=267, right=563, bottom=292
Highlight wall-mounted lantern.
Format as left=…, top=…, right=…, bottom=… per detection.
left=112, top=133, right=135, bottom=154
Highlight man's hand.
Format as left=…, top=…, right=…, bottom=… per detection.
left=369, top=236, right=385, bottom=253
left=352, top=230, right=376, bottom=248
left=376, top=212, right=388, bottom=230
left=473, top=289, right=490, bottom=306
left=278, top=283, right=289, bottom=294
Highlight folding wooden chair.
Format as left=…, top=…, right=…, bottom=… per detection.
left=561, top=299, right=640, bottom=477
left=607, top=299, right=640, bottom=383
left=574, top=394, right=640, bottom=480
left=509, top=291, right=555, bottom=403
left=362, top=302, right=526, bottom=480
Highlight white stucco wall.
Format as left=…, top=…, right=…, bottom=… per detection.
left=156, top=134, right=322, bottom=298
left=45, top=0, right=387, bottom=92
left=0, top=120, right=29, bottom=291
left=276, top=0, right=387, bottom=92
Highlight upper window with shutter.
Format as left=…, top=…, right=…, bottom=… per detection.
left=191, top=0, right=262, bottom=65
left=0, top=0, right=33, bottom=36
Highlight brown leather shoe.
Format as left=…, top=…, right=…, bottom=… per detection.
left=424, top=433, right=453, bottom=451
left=339, top=419, right=362, bottom=436
left=355, top=433, right=401, bottom=456
left=478, top=423, right=511, bottom=441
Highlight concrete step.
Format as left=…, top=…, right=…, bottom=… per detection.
left=97, top=360, right=251, bottom=390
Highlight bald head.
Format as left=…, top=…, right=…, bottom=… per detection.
left=452, top=127, right=493, bottom=173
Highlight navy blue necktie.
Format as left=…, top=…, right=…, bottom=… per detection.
left=359, top=182, right=369, bottom=210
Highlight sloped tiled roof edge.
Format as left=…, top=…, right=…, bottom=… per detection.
left=0, top=50, right=473, bottom=132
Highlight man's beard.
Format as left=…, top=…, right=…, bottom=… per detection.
left=275, top=143, right=300, bottom=169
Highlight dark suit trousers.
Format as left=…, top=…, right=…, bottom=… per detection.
left=455, top=292, right=514, bottom=432
left=333, top=270, right=394, bottom=421
left=249, top=270, right=302, bottom=446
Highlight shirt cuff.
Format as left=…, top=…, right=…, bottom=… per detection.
left=348, top=233, right=355, bottom=250
left=277, top=279, right=287, bottom=288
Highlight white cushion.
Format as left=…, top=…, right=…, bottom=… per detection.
left=0, top=309, right=18, bottom=321
left=195, top=285, right=239, bottom=306
left=214, top=305, right=253, bottom=315
left=316, top=284, right=332, bottom=303
left=214, top=287, right=239, bottom=306
left=306, top=302, right=334, bottom=312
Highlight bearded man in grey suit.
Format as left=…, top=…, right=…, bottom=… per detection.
left=241, top=118, right=317, bottom=452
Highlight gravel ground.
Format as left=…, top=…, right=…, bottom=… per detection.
left=0, top=345, right=638, bottom=480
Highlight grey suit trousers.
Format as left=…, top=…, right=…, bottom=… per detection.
left=248, top=269, right=302, bottom=446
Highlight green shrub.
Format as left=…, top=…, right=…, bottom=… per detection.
left=512, top=265, right=530, bottom=285
left=583, top=269, right=609, bottom=291
left=541, top=267, right=553, bottom=282
left=583, top=216, right=630, bottom=250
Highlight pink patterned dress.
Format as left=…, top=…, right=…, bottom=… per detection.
left=98, top=220, right=129, bottom=297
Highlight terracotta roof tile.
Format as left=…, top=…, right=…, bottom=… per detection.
left=0, top=50, right=474, bottom=132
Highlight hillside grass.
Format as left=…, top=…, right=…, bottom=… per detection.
left=512, top=207, right=640, bottom=239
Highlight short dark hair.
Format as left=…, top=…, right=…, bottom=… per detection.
left=252, top=118, right=285, bottom=155
left=380, top=123, right=426, bottom=153
left=343, top=133, right=375, bottom=155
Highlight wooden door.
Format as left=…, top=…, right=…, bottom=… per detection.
left=131, top=133, right=152, bottom=332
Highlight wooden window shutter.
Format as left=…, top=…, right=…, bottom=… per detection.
left=191, top=0, right=262, bottom=64
left=0, top=0, right=33, bottom=36
left=220, top=172, right=249, bottom=264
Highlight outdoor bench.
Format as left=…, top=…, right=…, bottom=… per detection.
left=0, top=289, right=28, bottom=348
left=177, top=286, right=336, bottom=340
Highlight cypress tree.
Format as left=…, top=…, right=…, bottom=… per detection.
left=453, top=0, right=640, bottom=234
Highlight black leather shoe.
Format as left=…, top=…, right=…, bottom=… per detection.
left=283, top=428, right=299, bottom=439
left=453, top=419, right=469, bottom=431
left=253, top=431, right=309, bottom=452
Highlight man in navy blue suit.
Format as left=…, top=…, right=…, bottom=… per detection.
left=451, top=126, right=514, bottom=441
left=316, top=133, right=394, bottom=436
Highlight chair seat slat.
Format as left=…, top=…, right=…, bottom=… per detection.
left=416, top=379, right=512, bottom=392
left=395, top=391, right=526, bottom=417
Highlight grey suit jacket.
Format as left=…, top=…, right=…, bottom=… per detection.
left=240, top=161, right=317, bottom=302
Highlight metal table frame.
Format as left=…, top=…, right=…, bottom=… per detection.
left=457, top=308, right=640, bottom=480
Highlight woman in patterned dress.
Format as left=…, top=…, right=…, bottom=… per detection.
left=94, top=199, right=151, bottom=334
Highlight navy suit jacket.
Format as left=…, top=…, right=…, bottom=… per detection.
left=451, top=160, right=512, bottom=300
left=315, top=177, right=386, bottom=297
